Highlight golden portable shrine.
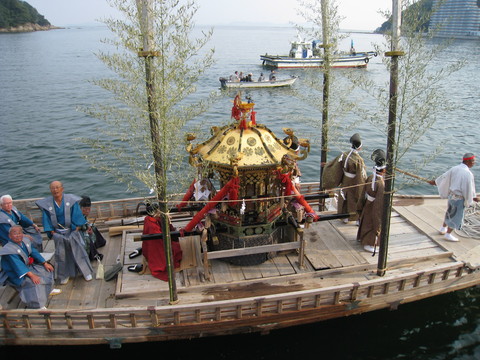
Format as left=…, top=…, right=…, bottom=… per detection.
left=142, top=94, right=345, bottom=266
left=153, top=95, right=330, bottom=265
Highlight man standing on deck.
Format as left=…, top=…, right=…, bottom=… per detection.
left=357, top=149, right=386, bottom=253
left=35, top=181, right=93, bottom=284
left=323, top=133, right=367, bottom=224
left=429, top=153, right=479, bottom=241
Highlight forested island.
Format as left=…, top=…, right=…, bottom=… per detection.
left=0, top=0, right=57, bottom=32
left=375, top=0, right=433, bottom=34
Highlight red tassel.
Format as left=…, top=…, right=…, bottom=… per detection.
left=276, top=170, right=294, bottom=197
left=231, top=106, right=241, bottom=121
left=231, top=94, right=242, bottom=120
left=276, top=170, right=319, bottom=220
left=228, top=177, right=240, bottom=201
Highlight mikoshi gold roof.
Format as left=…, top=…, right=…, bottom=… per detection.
left=186, top=95, right=310, bottom=172
left=197, top=124, right=297, bottom=168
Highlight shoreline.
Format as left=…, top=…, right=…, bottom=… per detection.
left=0, top=23, right=63, bottom=33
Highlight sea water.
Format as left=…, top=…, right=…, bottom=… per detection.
left=1, top=25, right=480, bottom=358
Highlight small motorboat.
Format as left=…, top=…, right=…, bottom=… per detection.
left=219, top=75, right=298, bottom=89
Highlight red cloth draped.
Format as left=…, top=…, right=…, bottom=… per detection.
left=292, top=186, right=319, bottom=220
left=183, top=177, right=240, bottom=232
left=276, top=170, right=319, bottom=220
left=250, top=111, right=256, bottom=126
left=142, top=216, right=183, bottom=282
left=228, top=176, right=240, bottom=201
left=276, top=170, right=294, bottom=197
left=176, top=178, right=196, bottom=211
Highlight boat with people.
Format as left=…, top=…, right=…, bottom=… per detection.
left=1, top=94, right=480, bottom=348
left=260, top=38, right=377, bottom=69
left=219, top=75, right=298, bottom=89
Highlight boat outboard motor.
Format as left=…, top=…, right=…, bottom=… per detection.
left=219, top=77, right=227, bottom=89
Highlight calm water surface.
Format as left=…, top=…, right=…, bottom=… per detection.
left=1, top=26, right=480, bottom=358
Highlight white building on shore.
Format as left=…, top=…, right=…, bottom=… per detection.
left=430, top=0, right=480, bottom=38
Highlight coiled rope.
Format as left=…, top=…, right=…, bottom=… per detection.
left=457, top=203, right=480, bottom=239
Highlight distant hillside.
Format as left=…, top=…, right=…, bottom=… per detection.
left=0, top=0, right=56, bottom=32
left=375, top=0, right=433, bottom=34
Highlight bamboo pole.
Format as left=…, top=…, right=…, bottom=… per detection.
left=395, top=168, right=432, bottom=183
left=378, top=0, right=403, bottom=277
left=319, top=0, right=331, bottom=211
left=136, top=0, right=177, bottom=303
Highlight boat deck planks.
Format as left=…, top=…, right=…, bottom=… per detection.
left=1, top=196, right=478, bottom=313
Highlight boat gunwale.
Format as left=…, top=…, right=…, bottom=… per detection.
left=0, top=260, right=468, bottom=317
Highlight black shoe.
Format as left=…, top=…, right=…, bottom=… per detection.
left=128, top=247, right=142, bottom=259
left=127, top=264, right=143, bottom=273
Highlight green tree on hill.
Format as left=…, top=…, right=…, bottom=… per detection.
left=375, top=0, right=433, bottom=33
left=0, top=0, right=51, bottom=28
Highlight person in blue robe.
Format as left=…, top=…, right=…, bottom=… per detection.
left=35, top=181, right=93, bottom=284
left=0, top=194, right=43, bottom=251
left=0, top=226, right=58, bottom=309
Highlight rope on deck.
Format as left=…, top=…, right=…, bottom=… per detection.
left=458, top=203, right=480, bottom=239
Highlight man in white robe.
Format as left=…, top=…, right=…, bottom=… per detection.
left=429, top=153, right=478, bottom=241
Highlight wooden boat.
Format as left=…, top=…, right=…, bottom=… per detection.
left=2, top=94, right=480, bottom=348
left=260, top=39, right=377, bottom=69
left=219, top=76, right=298, bottom=89
left=2, top=190, right=480, bottom=347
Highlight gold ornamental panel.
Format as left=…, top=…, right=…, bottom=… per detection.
left=193, top=123, right=298, bottom=169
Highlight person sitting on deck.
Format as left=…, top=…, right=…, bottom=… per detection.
left=129, top=202, right=182, bottom=281
left=78, top=196, right=105, bottom=261
left=0, top=194, right=43, bottom=251
left=0, top=226, right=60, bottom=309
left=35, top=181, right=93, bottom=285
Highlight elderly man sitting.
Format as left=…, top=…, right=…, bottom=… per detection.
left=0, top=194, right=42, bottom=251
left=0, top=226, right=60, bottom=309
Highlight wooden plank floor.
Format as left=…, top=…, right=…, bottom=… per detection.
left=2, top=196, right=479, bottom=310
left=117, top=230, right=314, bottom=298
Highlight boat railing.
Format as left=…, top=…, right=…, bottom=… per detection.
left=0, top=260, right=470, bottom=346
